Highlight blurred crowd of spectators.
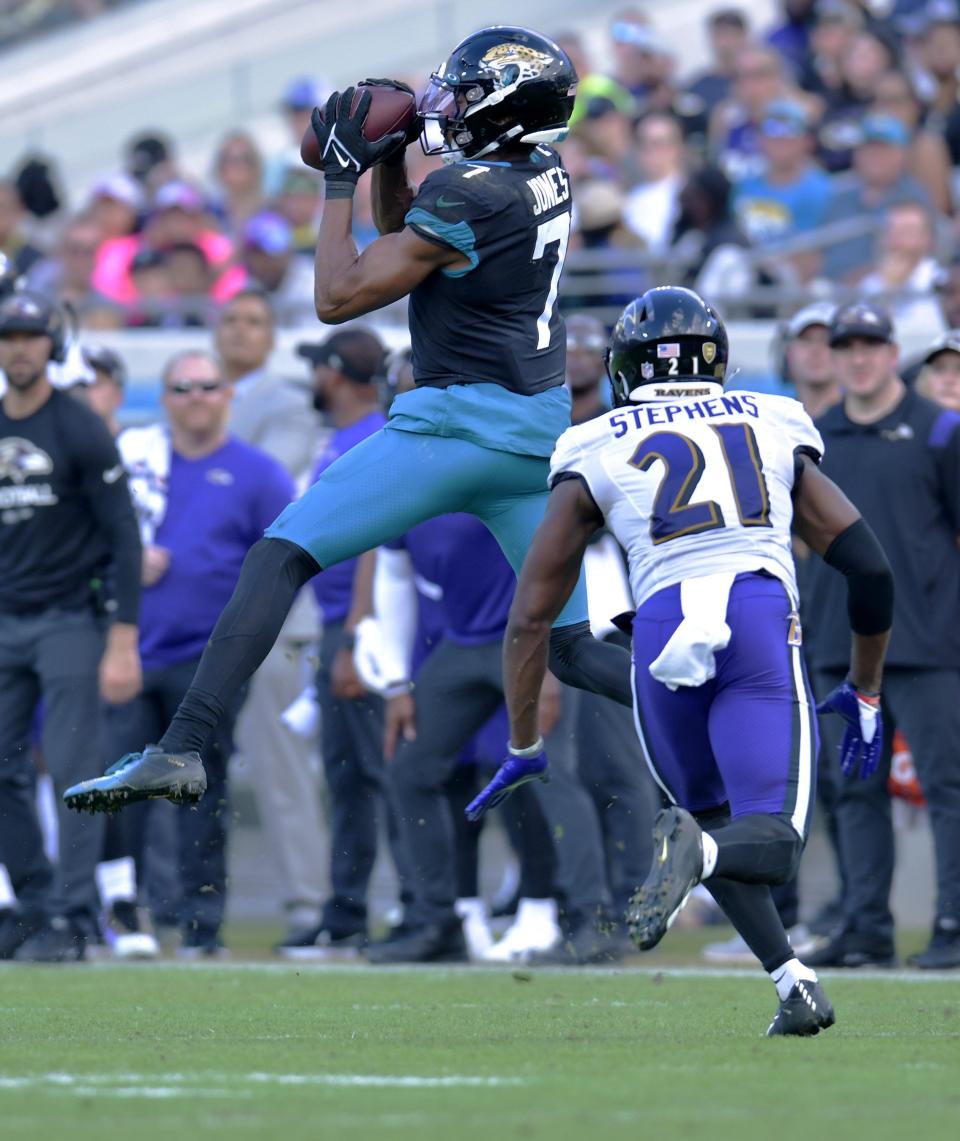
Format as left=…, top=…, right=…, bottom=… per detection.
left=556, top=0, right=960, bottom=326
left=6, top=0, right=960, bottom=330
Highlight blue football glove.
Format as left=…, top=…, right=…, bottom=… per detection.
left=465, top=746, right=550, bottom=822
left=816, top=681, right=883, bottom=779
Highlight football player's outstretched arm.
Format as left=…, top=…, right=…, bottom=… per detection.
left=504, top=478, right=604, bottom=748
left=314, top=198, right=466, bottom=323
left=792, top=454, right=893, bottom=693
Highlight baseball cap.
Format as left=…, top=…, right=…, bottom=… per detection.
left=243, top=211, right=293, bottom=256
left=0, top=292, right=58, bottom=338
left=153, top=180, right=205, bottom=213
left=922, top=329, right=960, bottom=363
left=282, top=77, right=322, bottom=111
left=857, top=113, right=911, bottom=147
left=761, top=99, right=811, bottom=138
left=296, top=329, right=386, bottom=383
left=829, top=301, right=895, bottom=346
left=610, top=21, right=667, bottom=54
left=786, top=302, right=836, bottom=338
left=126, top=133, right=171, bottom=181
left=90, top=173, right=144, bottom=211
left=82, top=344, right=127, bottom=386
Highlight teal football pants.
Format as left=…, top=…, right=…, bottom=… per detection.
left=266, top=422, right=588, bottom=627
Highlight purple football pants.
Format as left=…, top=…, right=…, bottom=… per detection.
left=631, top=573, right=818, bottom=837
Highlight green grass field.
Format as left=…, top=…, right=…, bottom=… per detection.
left=1, top=955, right=957, bottom=1141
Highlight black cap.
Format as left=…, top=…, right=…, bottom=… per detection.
left=83, top=344, right=127, bottom=385
left=296, top=328, right=386, bottom=383
left=0, top=291, right=58, bottom=338
left=922, top=329, right=960, bottom=364
left=127, top=132, right=171, bottom=181
left=829, top=301, right=895, bottom=346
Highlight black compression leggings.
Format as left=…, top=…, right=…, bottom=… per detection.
left=159, top=538, right=319, bottom=755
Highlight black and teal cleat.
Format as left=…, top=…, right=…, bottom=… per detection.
left=63, top=746, right=207, bottom=814
left=626, top=806, right=704, bottom=951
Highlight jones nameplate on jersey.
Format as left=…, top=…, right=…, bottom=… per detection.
left=525, top=167, right=570, bottom=216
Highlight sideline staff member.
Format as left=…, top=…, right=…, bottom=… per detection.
left=806, top=302, right=960, bottom=972
left=0, top=293, right=141, bottom=961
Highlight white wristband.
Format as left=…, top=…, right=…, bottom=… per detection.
left=508, top=737, right=544, bottom=758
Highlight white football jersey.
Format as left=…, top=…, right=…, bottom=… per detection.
left=550, top=390, right=824, bottom=608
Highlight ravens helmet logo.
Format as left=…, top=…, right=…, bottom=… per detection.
left=0, top=437, right=54, bottom=484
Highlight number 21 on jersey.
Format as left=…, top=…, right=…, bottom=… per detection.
left=532, top=213, right=571, bottom=351
left=629, top=425, right=771, bottom=544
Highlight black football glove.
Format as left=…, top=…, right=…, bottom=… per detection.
left=310, top=86, right=407, bottom=199
left=360, top=78, right=424, bottom=164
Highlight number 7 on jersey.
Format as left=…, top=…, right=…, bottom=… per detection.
left=532, top=214, right=571, bottom=351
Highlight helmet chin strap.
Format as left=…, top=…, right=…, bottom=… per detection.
left=468, top=123, right=524, bottom=160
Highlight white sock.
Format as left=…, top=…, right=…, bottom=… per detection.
left=770, top=956, right=819, bottom=1001
left=95, top=857, right=138, bottom=907
left=700, top=832, right=719, bottom=879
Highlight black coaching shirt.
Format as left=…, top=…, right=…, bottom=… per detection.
left=0, top=389, right=141, bottom=622
left=405, top=145, right=572, bottom=396
left=805, top=388, right=960, bottom=671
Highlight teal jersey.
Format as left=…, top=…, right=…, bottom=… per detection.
left=386, top=382, right=572, bottom=458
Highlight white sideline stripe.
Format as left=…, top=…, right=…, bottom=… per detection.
left=629, top=660, right=676, bottom=803
left=72, top=961, right=960, bottom=984
left=0, top=1072, right=525, bottom=1095
left=789, top=643, right=813, bottom=837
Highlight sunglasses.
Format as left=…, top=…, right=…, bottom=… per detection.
left=164, top=379, right=224, bottom=395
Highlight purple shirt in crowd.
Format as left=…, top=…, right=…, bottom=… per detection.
left=389, top=512, right=516, bottom=646
left=311, top=410, right=386, bottom=625
left=139, top=437, right=294, bottom=672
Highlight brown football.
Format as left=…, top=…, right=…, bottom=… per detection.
left=301, top=83, right=418, bottom=170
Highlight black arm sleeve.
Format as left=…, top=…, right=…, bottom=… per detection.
left=548, top=620, right=633, bottom=708
left=79, top=429, right=143, bottom=626
left=822, top=517, right=894, bottom=636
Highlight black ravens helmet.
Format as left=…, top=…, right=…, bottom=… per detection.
left=605, top=287, right=729, bottom=406
left=0, top=290, right=68, bottom=362
left=419, top=26, right=578, bottom=160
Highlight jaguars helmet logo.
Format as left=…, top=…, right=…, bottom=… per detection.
left=480, top=42, right=554, bottom=87
left=0, top=437, right=54, bottom=484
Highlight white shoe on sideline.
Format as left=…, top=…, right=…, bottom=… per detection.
left=482, top=898, right=562, bottom=963
left=455, top=898, right=495, bottom=961
left=702, top=924, right=821, bottom=965
left=100, top=904, right=160, bottom=960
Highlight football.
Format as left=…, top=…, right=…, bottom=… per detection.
left=301, top=82, right=418, bottom=170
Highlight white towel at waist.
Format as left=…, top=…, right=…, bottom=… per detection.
left=649, top=571, right=736, bottom=691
